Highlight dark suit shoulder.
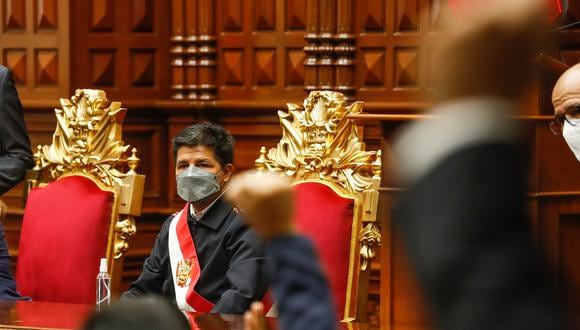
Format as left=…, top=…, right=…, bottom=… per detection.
left=0, top=66, right=8, bottom=78
left=222, top=209, right=252, bottom=237
left=156, top=212, right=179, bottom=238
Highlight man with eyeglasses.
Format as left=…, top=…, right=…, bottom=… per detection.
left=551, top=63, right=580, bottom=160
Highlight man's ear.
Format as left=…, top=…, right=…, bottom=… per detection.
left=222, top=164, right=234, bottom=183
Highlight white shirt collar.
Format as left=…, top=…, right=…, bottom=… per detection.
left=189, top=189, right=227, bottom=221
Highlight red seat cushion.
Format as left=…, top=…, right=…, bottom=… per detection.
left=16, top=176, right=114, bottom=304
left=294, top=182, right=354, bottom=319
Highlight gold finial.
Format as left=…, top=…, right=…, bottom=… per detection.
left=33, top=145, right=43, bottom=170
left=255, top=146, right=267, bottom=171
left=372, top=150, right=382, bottom=178
left=127, top=148, right=140, bottom=174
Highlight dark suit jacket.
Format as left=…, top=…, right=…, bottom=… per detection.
left=0, top=65, right=32, bottom=300
left=123, top=197, right=269, bottom=314
left=267, top=235, right=337, bottom=330
left=394, top=143, right=565, bottom=330
left=0, top=65, right=33, bottom=195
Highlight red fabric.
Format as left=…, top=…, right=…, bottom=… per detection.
left=293, top=182, right=354, bottom=319
left=261, top=289, right=275, bottom=313
left=16, top=176, right=113, bottom=304
left=176, top=203, right=215, bottom=312
left=447, top=0, right=565, bottom=24
left=546, top=0, right=565, bottom=23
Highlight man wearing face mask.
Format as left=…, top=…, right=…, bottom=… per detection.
left=123, top=123, right=269, bottom=314
left=551, top=62, right=580, bottom=160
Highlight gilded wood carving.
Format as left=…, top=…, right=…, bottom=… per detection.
left=26, top=89, right=145, bottom=260
left=256, top=90, right=381, bottom=271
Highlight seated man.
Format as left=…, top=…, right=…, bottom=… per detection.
left=123, top=123, right=268, bottom=313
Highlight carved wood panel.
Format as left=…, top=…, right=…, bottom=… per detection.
left=0, top=0, right=69, bottom=101
left=354, top=0, right=433, bottom=103
left=214, top=0, right=307, bottom=103
left=71, top=0, right=170, bottom=101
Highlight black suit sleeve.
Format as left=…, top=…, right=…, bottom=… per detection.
left=0, top=67, right=33, bottom=195
left=122, top=218, right=172, bottom=298
left=211, top=220, right=268, bottom=314
left=394, top=143, right=565, bottom=330
left=267, top=235, right=337, bottom=330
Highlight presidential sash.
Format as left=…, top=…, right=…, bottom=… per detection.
left=168, top=203, right=215, bottom=312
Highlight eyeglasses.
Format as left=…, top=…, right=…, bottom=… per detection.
left=549, top=106, right=580, bottom=135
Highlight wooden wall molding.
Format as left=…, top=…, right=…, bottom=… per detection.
left=170, top=0, right=217, bottom=100
left=165, top=0, right=438, bottom=103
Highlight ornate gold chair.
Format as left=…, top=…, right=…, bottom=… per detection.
left=16, top=89, right=145, bottom=304
left=255, top=91, right=381, bottom=321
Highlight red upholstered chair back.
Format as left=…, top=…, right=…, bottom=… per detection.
left=256, top=91, right=381, bottom=321
left=293, top=182, right=355, bottom=319
left=17, top=176, right=114, bottom=303
left=18, top=89, right=145, bottom=303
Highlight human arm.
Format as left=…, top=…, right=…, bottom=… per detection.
left=267, top=234, right=337, bottom=330
left=211, top=221, right=269, bottom=314
left=0, top=67, right=33, bottom=195
left=226, top=171, right=337, bottom=330
left=391, top=1, right=565, bottom=329
left=394, top=143, right=564, bottom=330
left=122, top=218, right=171, bottom=298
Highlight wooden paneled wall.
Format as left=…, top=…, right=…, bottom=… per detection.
left=0, top=0, right=69, bottom=100
left=70, top=0, right=170, bottom=101
left=0, top=0, right=578, bottom=328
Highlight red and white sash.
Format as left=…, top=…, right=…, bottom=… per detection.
left=168, top=203, right=215, bottom=312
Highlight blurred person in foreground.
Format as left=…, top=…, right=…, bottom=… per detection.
left=0, top=65, right=33, bottom=300
left=83, top=296, right=190, bottom=330
left=123, top=123, right=268, bottom=313
left=226, top=171, right=337, bottom=330
left=551, top=63, right=580, bottom=160
left=392, top=0, right=567, bottom=329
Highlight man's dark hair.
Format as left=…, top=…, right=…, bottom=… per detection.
left=82, top=296, right=190, bottom=330
left=172, top=122, right=235, bottom=167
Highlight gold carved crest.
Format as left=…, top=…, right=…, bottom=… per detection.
left=256, top=90, right=380, bottom=196
left=255, top=91, right=381, bottom=272
left=176, top=258, right=193, bottom=288
left=32, top=89, right=134, bottom=187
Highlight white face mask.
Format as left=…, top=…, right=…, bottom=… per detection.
left=562, top=118, right=580, bottom=161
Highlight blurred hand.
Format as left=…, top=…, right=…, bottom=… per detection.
left=0, top=200, right=6, bottom=221
left=226, top=171, right=295, bottom=240
left=243, top=301, right=266, bottom=330
left=433, top=0, right=544, bottom=101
